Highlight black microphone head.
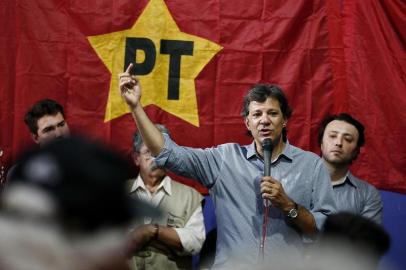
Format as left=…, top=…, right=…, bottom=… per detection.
left=262, top=138, right=273, bottom=151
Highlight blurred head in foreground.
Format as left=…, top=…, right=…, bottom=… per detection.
left=306, top=212, right=391, bottom=270
left=0, top=136, right=144, bottom=270
left=232, top=213, right=391, bottom=270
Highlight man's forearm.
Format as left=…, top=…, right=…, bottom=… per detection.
left=127, top=224, right=183, bottom=256
left=291, top=205, right=318, bottom=236
left=150, top=225, right=183, bottom=254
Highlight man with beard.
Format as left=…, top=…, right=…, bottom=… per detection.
left=126, top=124, right=205, bottom=270
left=318, top=113, right=382, bottom=224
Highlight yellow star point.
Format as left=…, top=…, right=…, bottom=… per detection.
left=87, top=0, right=223, bottom=126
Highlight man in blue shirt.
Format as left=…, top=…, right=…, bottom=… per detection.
left=318, top=113, right=382, bottom=224
left=118, top=64, right=336, bottom=268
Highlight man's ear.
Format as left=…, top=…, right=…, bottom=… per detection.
left=31, top=133, right=40, bottom=144
left=244, top=117, right=250, bottom=130
left=132, top=152, right=141, bottom=166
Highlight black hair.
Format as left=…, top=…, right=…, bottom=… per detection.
left=132, top=124, right=170, bottom=153
left=241, top=84, right=292, bottom=141
left=317, top=113, right=365, bottom=148
left=24, top=99, right=65, bottom=135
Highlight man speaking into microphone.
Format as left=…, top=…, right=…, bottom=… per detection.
left=119, top=65, right=336, bottom=269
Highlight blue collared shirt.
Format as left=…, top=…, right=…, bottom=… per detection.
left=332, top=172, right=382, bottom=224
left=155, top=134, right=336, bottom=268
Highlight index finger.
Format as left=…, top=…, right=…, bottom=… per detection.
left=262, top=176, right=280, bottom=184
left=125, top=63, right=134, bottom=74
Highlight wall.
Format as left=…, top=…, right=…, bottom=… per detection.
left=380, top=191, right=406, bottom=270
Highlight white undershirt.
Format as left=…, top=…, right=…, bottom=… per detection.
left=332, top=172, right=349, bottom=187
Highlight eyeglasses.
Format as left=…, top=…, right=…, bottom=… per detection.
left=139, top=149, right=152, bottom=157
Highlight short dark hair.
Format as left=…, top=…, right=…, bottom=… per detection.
left=241, top=84, right=292, bottom=141
left=132, top=124, right=170, bottom=153
left=317, top=113, right=365, bottom=148
left=24, top=99, right=65, bottom=135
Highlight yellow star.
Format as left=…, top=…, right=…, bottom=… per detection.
left=88, top=0, right=223, bottom=126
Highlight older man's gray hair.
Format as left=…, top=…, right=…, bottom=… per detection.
left=132, top=124, right=170, bottom=153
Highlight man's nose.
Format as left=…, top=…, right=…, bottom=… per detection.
left=334, top=137, right=343, bottom=147
left=54, top=127, right=63, bottom=138
left=260, top=114, right=271, bottom=124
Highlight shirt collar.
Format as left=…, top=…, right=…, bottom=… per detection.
left=130, top=175, right=172, bottom=195
left=345, top=171, right=358, bottom=188
left=246, top=141, right=257, bottom=159
left=245, top=140, right=293, bottom=162
left=332, top=171, right=357, bottom=188
left=280, top=141, right=294, bottom=161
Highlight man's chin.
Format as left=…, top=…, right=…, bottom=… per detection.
left=149, top=170, right=166, bottom=179
left=260, top=134, right=281, bottom=145
left=39, top=136, right=69, bottom=146
left=327, top=158, right=351, bottom=166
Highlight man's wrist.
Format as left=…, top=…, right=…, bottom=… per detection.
left=130, top=102, right=141, bottom=112
left=286, top=202, right=299, bottom=219
left=283, top=200, right=297, bottom=213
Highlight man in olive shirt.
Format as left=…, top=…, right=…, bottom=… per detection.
left=127, top=124, right=205, bottom=270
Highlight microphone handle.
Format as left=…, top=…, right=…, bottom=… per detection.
left=263, top=149, right=271, bottom=177
left=263, top=149, right=272, bottom=208
left=260, top=148, right=272, bottom=258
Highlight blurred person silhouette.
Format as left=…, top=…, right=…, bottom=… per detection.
left=249, top=213, right=391, bottom=270
left=0, top=136, right=155, bottom=270
left=126, top=124, right=205, bottom=270
left=305, top=212, right=391, bottom=270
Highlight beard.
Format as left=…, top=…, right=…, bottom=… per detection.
left=324, top=155, right=353, bottom=167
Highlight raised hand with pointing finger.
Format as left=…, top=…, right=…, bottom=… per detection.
left=117, top=63, right=165, bottom=156
left=119, top=63, right=141, bottom=110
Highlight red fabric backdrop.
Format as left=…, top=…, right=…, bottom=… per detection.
left=0, top=0, right=405, bottom=193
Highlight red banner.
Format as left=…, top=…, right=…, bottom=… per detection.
left=342, top=0, right=406, bottom=193
left=0, top=0, right=405, bottom=193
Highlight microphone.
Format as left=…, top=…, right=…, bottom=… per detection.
left=260, top=138, right=273, bottom=258
left=262, top=138, right=273, bottom=207
left=262, top=138, right=273, bottom=177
